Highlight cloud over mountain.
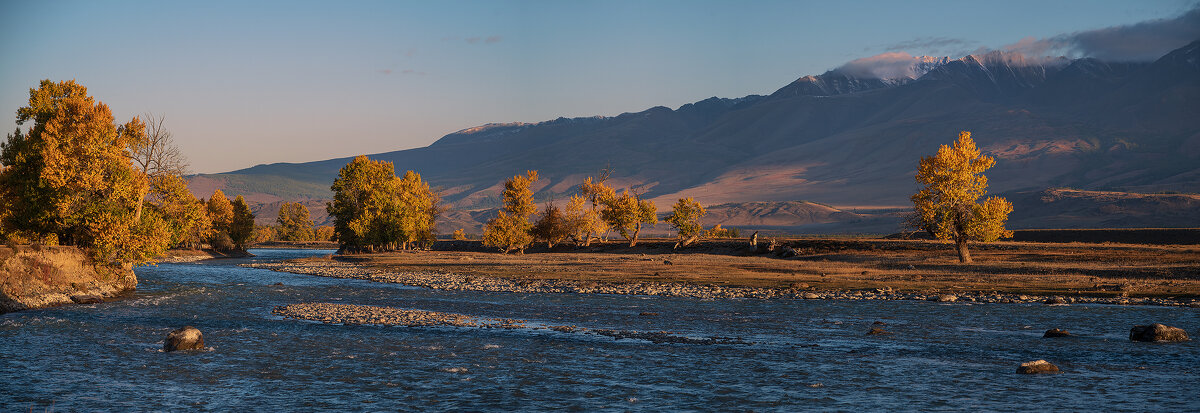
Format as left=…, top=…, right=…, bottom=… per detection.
left=834, top=52, right=949, bottom=80
left=1004, top=6, right=1200, bottom=61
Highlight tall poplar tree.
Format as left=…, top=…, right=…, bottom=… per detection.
left=482, top=170, right=538, bottom=253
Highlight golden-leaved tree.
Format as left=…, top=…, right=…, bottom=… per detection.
left=277, top=202, right=315, bottom=241
left=482, top=170, right=538, bottom=253
left=0, top=80, right=169, bottom=266
left=564, top=194, right=605, bottom=246
left=601, top=189, right=657, bottom=247
left=665, top=197, right=706, bottom=248
left=149, top=174, right=212, bottom=249
left=911, top=131, right=1013, bottom=263
left=327, top=155, right=440, bottom=252
left=576, top=175, right=614, bottom=246
left=206, top=189, right=236, bottom=250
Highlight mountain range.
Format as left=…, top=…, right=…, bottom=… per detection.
left=190, top=40, right=1200, bottom=232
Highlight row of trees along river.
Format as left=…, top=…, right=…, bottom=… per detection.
left=324, top=131, right=1013, bottom=263
left=0, top=79, right=1013, bottom=268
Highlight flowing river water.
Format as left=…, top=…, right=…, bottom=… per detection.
left=2, top=249, right=1197, bottom=411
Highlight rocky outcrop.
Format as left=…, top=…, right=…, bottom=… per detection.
left=1, top=245, right=137, bottom=313
left=164, top=326, right=205, bottom=352
left=1017, top=360, right=1060, bottom=374
left=1129, top=324, right=1190, bottom=342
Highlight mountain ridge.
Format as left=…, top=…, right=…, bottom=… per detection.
left=192, top=41, right=1200, bottom=231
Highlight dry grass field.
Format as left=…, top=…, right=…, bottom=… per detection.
left=328, top=238, right=1200, bottom=299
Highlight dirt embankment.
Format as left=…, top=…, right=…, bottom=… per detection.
left=1, top=245, right=137, bottom=313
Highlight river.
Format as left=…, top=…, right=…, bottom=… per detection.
left=2, top=248, right=1197, bottom=411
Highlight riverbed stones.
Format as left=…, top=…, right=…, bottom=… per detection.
left=164, top=326, right=205, bottom=352
left=933, top=294, right=957, bottom=302
left=1129, top=323, right=1190, bottom=342
left=1043, top=328, right=1072, bottom=338
left=1045, top=296, right=1068, bottom=305
left=69, top=294, right=103, bottom=304
left=1016, top=360, right=1060, bottom=374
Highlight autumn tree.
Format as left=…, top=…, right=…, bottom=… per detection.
left=314, top=226, right=335, bottom=241
left=206, top=190, right=235, bottom=250
left=564, top=194, right=604, bottom=246
left=229, top=195, right=255, bottom=250
left=600, top=189, right=657, bottom=247
left=277, top=202, right=315, bottom=241
left=252, top=225, right=277, bottom=244
left=531, top=202, right=572, bottom=248
left=148, top=174, right=212, bottom=248
left=911, top=131, right=1013, bottom=263
left=482, top=170, right=538, bottom=253
left=0, top=80, right=169, bottom=266
left=327, top=155, right=441, bottom=252
left=389, top=170, right=441, bottom=249
left=452, top=229, right=468, bottom=240
left=665, top=197, right=707, bottom=248
left=576, top=174, right=614, bottom=246
left=207, top=190, right=234, bottom=234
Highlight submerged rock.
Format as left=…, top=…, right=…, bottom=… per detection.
left=164, top=326, right=205, bottom=352
left=1043, top=328, right=1072, bottom=338
left=866, top=327, right=891, bottom=335
left=1016, top=360, right=1060, bottom=374
left=1129, top=324, right=1190, bottom=342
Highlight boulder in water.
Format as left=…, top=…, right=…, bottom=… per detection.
left=866, top=327, right=891, bottom=335
left=1043, top=328, right=1072, bottom=338
left=1016, top=360, right=1060, bottom=374
left=164, top=326, right=205, bottom=352
left=1129, top=324, right=1189, bottom=342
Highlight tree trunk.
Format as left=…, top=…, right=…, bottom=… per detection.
left=955, top=237, right=972, bottom=263
left=133, top=188, right=146, bottom=223
left=629, top=223, right=640, bottom=247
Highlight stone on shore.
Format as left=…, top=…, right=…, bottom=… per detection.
left=164, top=326, right=205, bottom=352
left=1016, top=360, right=1060, bottom=374
left=1129, top=324, right=1190, bottom=342
left=932, top=294, right=957, bottom=302
left=1045, top=296, right=1068, bottom=305
left=1043, top=328, right=1072, bottom=338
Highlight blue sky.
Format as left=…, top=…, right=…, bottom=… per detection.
left=2, top=0, right=1197, bottom=173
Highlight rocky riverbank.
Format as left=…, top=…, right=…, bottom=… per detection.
left=247, top=260, right=1200, bottom=307
left=1, top=245, right=137, bottom=313
left=157, top=248, right=254, bottom=263
left=273, top=302, right=749, bottom=345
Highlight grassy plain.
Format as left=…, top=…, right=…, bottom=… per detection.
left=331, top=238, right=1200, bottom=299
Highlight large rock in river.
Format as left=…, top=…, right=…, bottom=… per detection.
left=1016, top=360, right=1060, bottom=374
left=164, top=326, right=205, bottom=351
left=1043, top=328, right=1072, bottom=338
left=1129, top=324, right=1189, bottom=342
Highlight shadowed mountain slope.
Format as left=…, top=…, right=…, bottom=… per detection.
left=192, top=41, right=1200, bottom=230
